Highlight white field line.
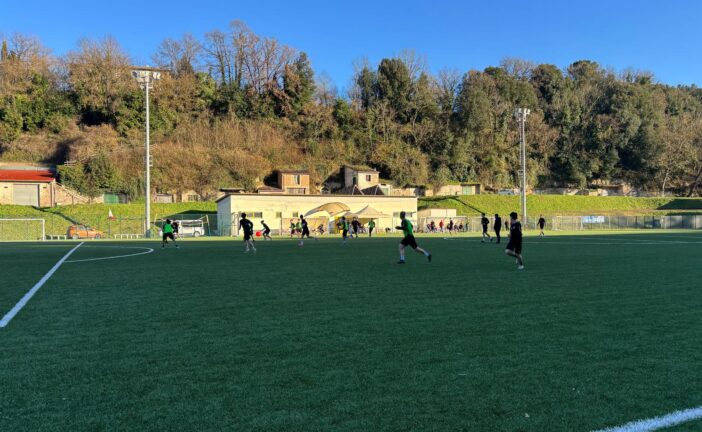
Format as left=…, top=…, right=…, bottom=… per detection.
left=593, top=405, right=702, bottom=432
left=65, top=246, right=153, bottom=263
left=0, top=242, right=83, bottom=328
left=442, top=237, right=702, bottom=245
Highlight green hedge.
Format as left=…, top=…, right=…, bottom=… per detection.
left=418, top=195, right=702, bottom=216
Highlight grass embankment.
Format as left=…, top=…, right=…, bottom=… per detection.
left=418, top=195, right=702, bottom=216
left=0, top=203, right=217, bottom=237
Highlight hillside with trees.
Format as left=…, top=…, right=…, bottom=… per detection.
left=2, top=21, right=702, bottom=199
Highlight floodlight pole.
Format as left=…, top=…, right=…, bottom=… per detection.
left=514, top=108, right=530, bottom=226
left=132, top=69, right=161, bottom=238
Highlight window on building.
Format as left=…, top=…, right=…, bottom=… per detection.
left=293, top=174, right=301, bottom=185
left=292, top=211, right=299, bottom=218
left=352, top=176, right=357, bottom=185
left=366, top=174, right=372, bottom=182
left=275, top=212, right=282, bottom=218
left=286, top=188, right=306, bottom=195
left=187, top=194, right=199, bottom=202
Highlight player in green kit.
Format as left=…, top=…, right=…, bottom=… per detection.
left=396, top=211, right=431, bottom=264
left=368, top=219, right=376, bottom=237
left=339, top=216, right=349, bottom=244
left=161, top=219, right=179, bottom=248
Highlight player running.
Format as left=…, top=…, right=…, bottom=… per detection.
left=538, top=215, right=546, bottom=237
left=161, top=219, right=179, bottom=248
left=339, top=216, right=349, bottom=244
left=299, top=215, right=311, bottom=246
left=494, top=214, right=502, bottom=244
left=261, top=220, right=272, bottom=241
left=368, top=219, right=376, bottom=237
left=172, top=220, right=180, bottom=239
left=396, top=211, right=431, bottom=264
left=505, top=212, right=524, bottom=270
left=239, top=213, right=256, bottom=253
left=481, top=213, right=492, bottom=242
left=289, top=219, right=296, bottom=238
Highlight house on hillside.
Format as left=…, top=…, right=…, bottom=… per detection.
left=0, top=164, right=90, bottom=206
left=255, top=170, right=311, bottom=195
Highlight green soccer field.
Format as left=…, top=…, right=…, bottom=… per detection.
left=2, top=233, right=702, bottom=431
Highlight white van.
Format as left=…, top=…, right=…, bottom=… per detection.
left=176, top=219, right=206, bottom=237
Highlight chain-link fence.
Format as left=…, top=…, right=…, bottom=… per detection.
left=39, top=213, right=218, bottom=239
left=548, top=215, right=702, bottom=231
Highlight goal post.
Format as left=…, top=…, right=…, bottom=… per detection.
left=0, top=218, right=46, bottom=241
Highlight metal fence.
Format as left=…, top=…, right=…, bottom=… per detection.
left=549, top=215, right=702, bottom=231
left=40, top=213, right=218, bottom=239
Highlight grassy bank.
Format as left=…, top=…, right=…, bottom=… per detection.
left=418, top=195, right=702, bottom=216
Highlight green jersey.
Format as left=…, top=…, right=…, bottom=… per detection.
left=401, top=219, right=414, bottom=237
left=342, top=220, right=349, bottom=230
left=368, top=220, right=376, bottom=229
left=163, top=223, right=174, bottom=234
left=296, top=222, right=302, bottom=230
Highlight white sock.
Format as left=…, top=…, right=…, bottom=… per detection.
left=424, top=251, right=430, bottom=257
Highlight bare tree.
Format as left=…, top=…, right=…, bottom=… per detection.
left=500, top=57, right=536, bottom=79
left=315, top=73, right=337, bottom=106
left=398, top=49, right=427, bottom=81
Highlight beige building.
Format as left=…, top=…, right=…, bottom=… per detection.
left=344, top=165, right=380, bottom=190
left=277, top=170, right=311, bottom=195
left=0, top=167, right=90, bottom=206
left=216, top=193, right=417, bottom=236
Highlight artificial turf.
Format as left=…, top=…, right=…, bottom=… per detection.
left=1, top=233, right=702, bottom=431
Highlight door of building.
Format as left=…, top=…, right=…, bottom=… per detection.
left=13, top=184, right=40, bottom=206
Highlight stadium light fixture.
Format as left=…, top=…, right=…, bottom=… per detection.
left=514, top=108, right=530, bottom=226
left=131, top=68, right=161, bottom=238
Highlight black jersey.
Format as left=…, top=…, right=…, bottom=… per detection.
left=481, top=217, right=489, bottom=227
left=262, top=222, right=270, bottom=232
left=240, top=218, right=254, bottom=234
left=301, top=219, right=309, bottom=230
left=510, top=221, right=522, bottom=240
left=538, top=218, right=546, bottom=228
left=494, top=216, right=502, bottom=230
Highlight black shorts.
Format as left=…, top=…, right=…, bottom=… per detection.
left=264, top=229, right=271, bottom=236
left=244, top=232, right=252, bottom=241
left=163, top=232, right=175, bottom=241
left=342, top=229, right=348, bottom=238
left=482, top=226, right=489, bottom=233
left=506, top=238, right=522, bottom=254
left=302, top=228, right=310, bottom=237
left=401, top=235, right=418, bottom=249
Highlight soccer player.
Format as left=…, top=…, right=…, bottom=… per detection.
left=447, top=219, right=454, bottom=235
left=289, top=219, right=296, bottom=238
left=339, top=216, right=349, bottom=244
left=172, top=220, right=180, bottom=239
left=494, top=214, right=502, bottom=244
left=239, top=213, right=256, bottom=253
left=299, top=215, right=311, bottom=246
left=161, top=219, right=179, bottom=248
left=481, top=213, right=492, bottom=242
left=505, top=211, right=524, bottom=270
left=538, top=215, right=546, bottom=237
left=295, top=219, right=302, bottom=240
left=261, top=220, right=272, bottom=241
left=396, top=211, right=431, bottom=264
left=351, top=217, right=361, bottom=238
left=368, top=219, right=376, bottom=237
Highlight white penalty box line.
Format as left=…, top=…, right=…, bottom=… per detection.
left=0, top=242, right=83, bottom=328
left=593, top=405, right=702, bottom=432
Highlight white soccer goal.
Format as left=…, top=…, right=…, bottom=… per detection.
left=0, top=218, right=46, bottom=241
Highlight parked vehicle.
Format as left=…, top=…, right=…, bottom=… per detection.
left=67, top=225, right=103, bottom=239
left=178, top=219, right=206, bottom=237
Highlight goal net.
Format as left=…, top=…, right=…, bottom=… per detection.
left=0, top=218, right=46, bottom=241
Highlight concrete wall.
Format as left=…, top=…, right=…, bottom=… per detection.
left=418, top=208, right=458, bottom=218
left=217, top=194, right=417, bottom=236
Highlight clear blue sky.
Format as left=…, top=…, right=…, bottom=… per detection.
left=2, top=0, right=701, bottom=93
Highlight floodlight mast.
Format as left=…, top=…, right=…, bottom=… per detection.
left=131, top=69, right=161, bottom=238
left=514, top=108, right=530, bottom=226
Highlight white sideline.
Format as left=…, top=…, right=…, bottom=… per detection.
left=593, top=406, right=702, bottom=432
left=0, top=242, right=83, bottom=328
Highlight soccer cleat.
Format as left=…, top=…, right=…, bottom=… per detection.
left=397, top=260, right=405, bottom=264
left=427, top=254, right=432, bottom=262
left=517, top=265, right=525, bottom=271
